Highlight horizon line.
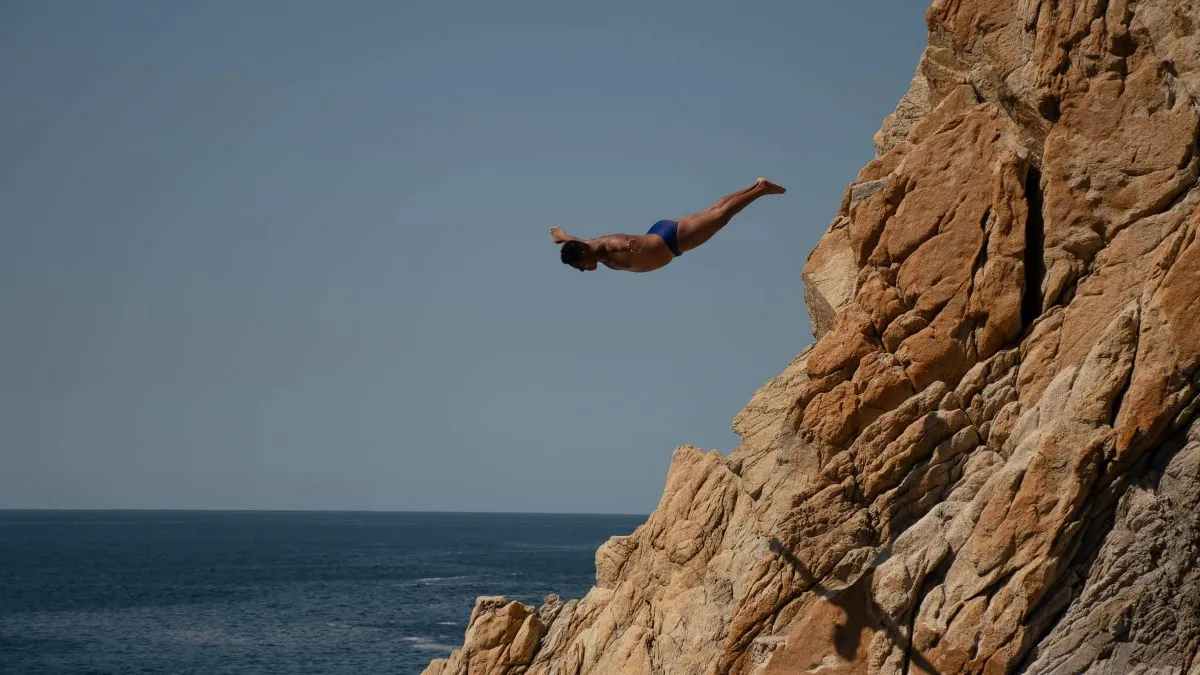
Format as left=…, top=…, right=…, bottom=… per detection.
left=0, top=507, right=650, bottom=517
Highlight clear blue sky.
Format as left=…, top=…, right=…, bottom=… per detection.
left=1, top=0, right=929, bottom=513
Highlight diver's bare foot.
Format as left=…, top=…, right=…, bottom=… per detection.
left=756, top=177, right=786, bottom=194
left=549, top=226, right=569, bottom=243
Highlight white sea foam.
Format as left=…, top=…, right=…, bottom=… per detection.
left=414, top=575, right=468, bottom=584
left=401, top=636, right=458, bottom=653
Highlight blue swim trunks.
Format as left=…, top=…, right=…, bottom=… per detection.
left=647, top=219, right=682, bottom=257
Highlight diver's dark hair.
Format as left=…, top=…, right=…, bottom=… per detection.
left=560, top=240, right=590, bottom=265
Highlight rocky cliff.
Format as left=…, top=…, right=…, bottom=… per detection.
left=425, top=1, right=1200, bottom=673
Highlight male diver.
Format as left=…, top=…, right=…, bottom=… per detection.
left=550, top=177, right=786, bottom=273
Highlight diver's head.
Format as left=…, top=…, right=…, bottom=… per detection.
left=560, top=240, right=597, bottom=271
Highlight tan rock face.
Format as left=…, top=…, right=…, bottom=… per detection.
left=426, top=1, right=1200, bottom=673
left=424, top=597, right=547, bottom=675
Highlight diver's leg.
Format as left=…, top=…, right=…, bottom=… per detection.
left=675, top=178, right=785, bottom=252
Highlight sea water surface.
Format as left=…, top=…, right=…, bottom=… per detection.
left=0, top=511, right=643, bottom=675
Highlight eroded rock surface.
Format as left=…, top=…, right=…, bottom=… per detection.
left=425, top=1, right=1200, bottom=673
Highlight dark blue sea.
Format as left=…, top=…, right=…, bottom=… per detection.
left=0, top=511, right=643, bottom=675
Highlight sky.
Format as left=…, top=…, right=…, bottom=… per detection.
left=1, top=0, right=930, bottom=514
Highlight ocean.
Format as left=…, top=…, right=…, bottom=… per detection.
left=0, top=510, right=643, bottom=675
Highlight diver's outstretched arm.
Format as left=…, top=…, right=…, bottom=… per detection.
left=549, top=226, right=583, bottom=244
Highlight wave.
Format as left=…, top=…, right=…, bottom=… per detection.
left=401, top=636, right=458, bottom=653
left=414, top=576, right=468, bottom=584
